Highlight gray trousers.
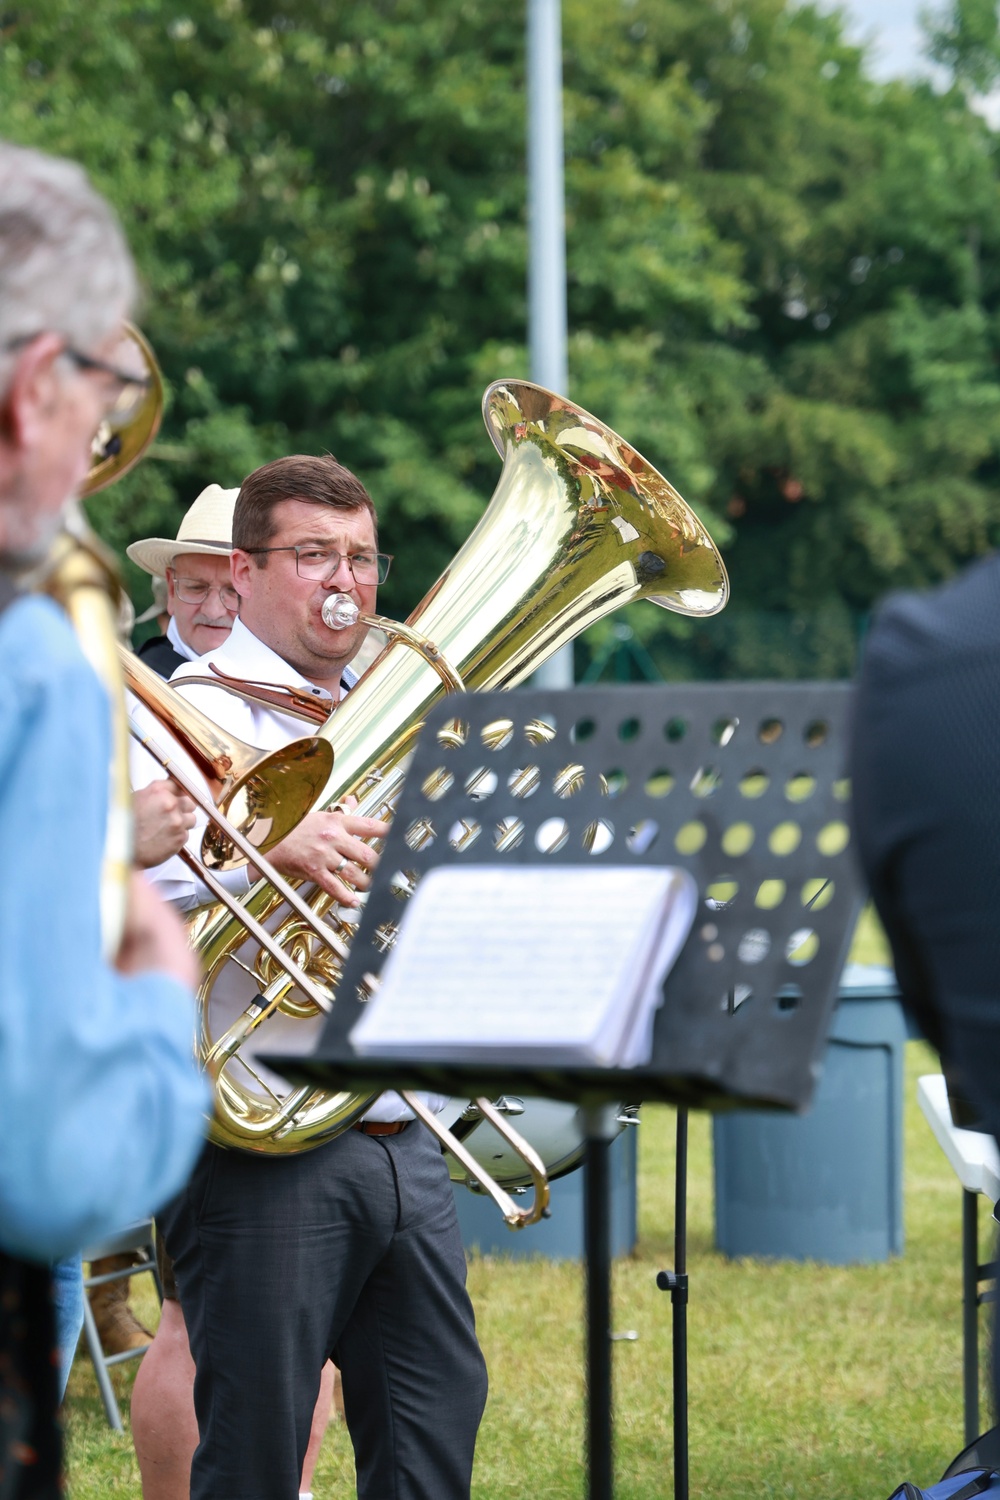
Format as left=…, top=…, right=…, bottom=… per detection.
left=159, top=1123, right=488, bottom=1500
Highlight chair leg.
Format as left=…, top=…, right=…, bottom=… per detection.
left=81, top=1291, right=123, bottom=1431
left=148, top=1229, right=164, bottom=1306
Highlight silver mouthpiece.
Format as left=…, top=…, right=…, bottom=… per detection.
left=322, top=593, right=360, bottom=630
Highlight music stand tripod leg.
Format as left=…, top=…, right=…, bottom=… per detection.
left=656, top=1107, right=689, bottom=1500
left=584, top=1103, right=619, bottom=1500
left=963, top=1188, right=980, bottom=1446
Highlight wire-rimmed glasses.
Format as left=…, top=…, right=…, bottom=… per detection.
left=243, top=545, right=392, bottom=584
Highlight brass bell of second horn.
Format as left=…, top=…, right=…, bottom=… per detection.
left=122, top=649, right=334, bottom=869
left=189, top=379, right=729, bottom=1156
left=81, top=322, right=164, bottom=497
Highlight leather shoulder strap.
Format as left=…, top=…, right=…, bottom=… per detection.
left=174, top=667, right=332, bottom=725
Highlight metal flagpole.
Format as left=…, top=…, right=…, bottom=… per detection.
left=527, top=0, right=573, bottom=690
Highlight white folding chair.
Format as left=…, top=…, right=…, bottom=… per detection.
left=81, top=1220, right=162, bottom=1430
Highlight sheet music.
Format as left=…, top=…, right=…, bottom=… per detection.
left=617, top=875, right=703, bottom=1066
left=349, top=864, right=697, bottom=1067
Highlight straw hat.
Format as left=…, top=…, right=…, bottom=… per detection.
left=126, top=483, right=239, bottom=577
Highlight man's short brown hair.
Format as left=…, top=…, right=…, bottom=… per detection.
left=233, top=454, right=378, bottom=561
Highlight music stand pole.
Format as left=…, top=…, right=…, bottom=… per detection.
left=584, top=1104, right=618, bottom=1500
left=655, top=1108, right=690, bottom=1500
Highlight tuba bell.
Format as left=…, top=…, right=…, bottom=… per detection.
left=188, top=379, right=729, bottom=1155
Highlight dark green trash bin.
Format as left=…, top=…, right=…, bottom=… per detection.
left=713, top=963, right=905, bottom=1264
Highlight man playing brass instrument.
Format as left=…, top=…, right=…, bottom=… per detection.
left=134, top=454, right=488, bottom=1500
left=0, top=141, right=208, bottom=1495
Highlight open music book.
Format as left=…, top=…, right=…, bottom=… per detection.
left=349, top=864, right=698, bottom=1069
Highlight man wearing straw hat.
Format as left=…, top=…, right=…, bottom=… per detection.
left=128, top=483, right=240, bottom=676
left=127, top=485, right=240, bottom=871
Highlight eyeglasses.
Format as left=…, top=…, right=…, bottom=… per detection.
left=4, top=333, right=153, bottom=422
left=170, top=574, right=240, bottom=610
left=243, top=546, right=392, bottom=584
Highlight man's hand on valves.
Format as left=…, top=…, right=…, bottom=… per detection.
left=255, top=796, right=390, bottom=906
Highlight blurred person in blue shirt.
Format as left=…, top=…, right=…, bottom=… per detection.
left=0, top=140, right=208, bottom=1497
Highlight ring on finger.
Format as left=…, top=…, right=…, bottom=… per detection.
left=333, top=855, right=349, bottom=875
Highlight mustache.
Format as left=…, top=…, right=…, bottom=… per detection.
left=192, top=613, right=234, bottom=629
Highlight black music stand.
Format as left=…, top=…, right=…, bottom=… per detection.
left=266, top=681, right=864, bottom=1500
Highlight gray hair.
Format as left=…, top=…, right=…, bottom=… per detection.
left=0, top=141, right=137, bottom=397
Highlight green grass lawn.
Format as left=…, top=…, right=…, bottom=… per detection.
left=63, top=912, right=993, bottom=1497
left=63, top=1045, right=995, bottom=1498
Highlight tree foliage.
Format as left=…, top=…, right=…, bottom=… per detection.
left=2, top=0, right=999, bottom=676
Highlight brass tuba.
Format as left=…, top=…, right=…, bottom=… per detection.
left=189, top=380, right=729, bottom=1155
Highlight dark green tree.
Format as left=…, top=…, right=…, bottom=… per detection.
left=2, top=0, right=999, bottom=679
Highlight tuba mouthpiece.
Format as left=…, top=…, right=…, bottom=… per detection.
left=322, top=593, right=360, bottom=630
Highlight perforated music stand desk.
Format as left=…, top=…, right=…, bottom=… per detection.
left=267, top=681, right=863, bottom=1500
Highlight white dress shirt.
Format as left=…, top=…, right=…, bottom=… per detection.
left=130, top=615, right=440, bottom=1124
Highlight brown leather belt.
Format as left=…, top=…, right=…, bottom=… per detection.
left=353, top=1120, right=410, bottom=1136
